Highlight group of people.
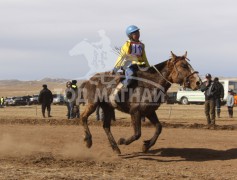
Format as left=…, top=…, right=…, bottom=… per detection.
left=38, top=81, right=80, bottom=119
left=37, top=81, right=108, bottom=120
left=64, top=80, right=114, bottom=121
left=201, top=74, right=235, bottom=125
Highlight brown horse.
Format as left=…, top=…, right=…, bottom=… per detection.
left=78, top=51, right=201, bottom=154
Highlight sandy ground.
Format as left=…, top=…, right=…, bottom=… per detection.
left=0, top=105, right=237, bottom=179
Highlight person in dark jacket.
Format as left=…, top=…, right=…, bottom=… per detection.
left=38, top=84, right=53, bottom=118
left=200, top=73, right=218, bottom=125
left=213, top=77, right=224, bottom=118
left=65, top=81, right=72, bottom=119
left=68, top=80, right=80, bottom=119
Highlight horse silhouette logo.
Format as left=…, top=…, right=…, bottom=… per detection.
left=69, top=29, right=117, bottom=79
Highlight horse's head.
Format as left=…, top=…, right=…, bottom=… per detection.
left=168, top=51, right=201, bottom=90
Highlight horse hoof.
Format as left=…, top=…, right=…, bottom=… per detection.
left=86, top=139, right=92, bottom=148
left=118, top=138, right=126, bottom=145
left=142, top=140, right=150, bottom=153
left=84, top=137, right=92, bottom=148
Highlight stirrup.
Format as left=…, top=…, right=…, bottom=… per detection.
left=109, top=82, right=124, bottom=107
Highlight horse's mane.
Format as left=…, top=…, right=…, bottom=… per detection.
left=147, top=59, right=170, bottom=74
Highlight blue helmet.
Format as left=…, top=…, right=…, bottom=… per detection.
left=126, top=25, right=140, bottom=36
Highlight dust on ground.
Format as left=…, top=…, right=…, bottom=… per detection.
left=0, top=105, right=237, bottom=179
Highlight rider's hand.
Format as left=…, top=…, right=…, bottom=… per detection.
left=110, top=68, right=117, bottom=75
left=110, top=71, right=114, bottom=75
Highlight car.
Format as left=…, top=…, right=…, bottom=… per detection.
left=29, top=94, right=39, bottom=105
left=176, top=88, right=205, bottom=105
left=4, top=97, right=16, bottom=106
left=12, top=96, right=28, bottom=106
left=53, top=94, right=65, bottom=105
left=22, top=95, right=32, bottom=105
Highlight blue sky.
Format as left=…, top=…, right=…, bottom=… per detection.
left=0, top=0, right=236, bottom=80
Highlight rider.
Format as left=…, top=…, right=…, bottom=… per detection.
left=110, top=25, right=151, bottom=106
left=112, top=25, right=150, bottom=88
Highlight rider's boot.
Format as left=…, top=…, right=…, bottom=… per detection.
left=109, top=82, right=124, bottom=107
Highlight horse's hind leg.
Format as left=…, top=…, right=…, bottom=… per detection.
left=81, top=103, right=97, bottom=148
left=118, top=111, right=141, bottom=145
left=100, top=104, right=121, bottom=154
left=142, top=111, right=162, bottom=153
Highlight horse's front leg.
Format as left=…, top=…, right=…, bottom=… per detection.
left=81, top=103, right=97, bottom=148
left=118, top=111, right=141, bottom=145
left=142, top=111, right=162, bottom=152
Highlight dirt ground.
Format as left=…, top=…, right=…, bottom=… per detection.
left=0, top=105, right=237, bottom=180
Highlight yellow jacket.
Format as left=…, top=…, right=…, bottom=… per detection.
left=114, top=40, right=150, bottom=68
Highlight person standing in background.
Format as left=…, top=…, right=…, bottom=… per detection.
left=0, top=97, right=4, bottom=108
left=201, top=73, right=218, bottom=125
left=71, top=80, right=80, bottom=119
left=227, top=89, right=234, bottom=118
left=38, top=84, right=53, bottom=118
left=65, top=81, right=72, bottom=119
left=213, top=77, right=224, bottom=118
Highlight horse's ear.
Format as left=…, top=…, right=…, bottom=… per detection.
left=183, top=51, right=187, bottom=58
left=171, top=51, right=176, bottom=60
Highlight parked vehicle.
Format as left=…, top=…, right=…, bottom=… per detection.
left=29, top=94, right=39, bottom=105
left=53, top=94, right=65, bottom=105
left=176, top=79, right=237, bottom=105
left=4, top=97, right=16, bottom=106
left=13, top=96, right=28, bottom=106
left=22, top=95, right=32, bottom=105
left=176, top=88, right=205, bottom=105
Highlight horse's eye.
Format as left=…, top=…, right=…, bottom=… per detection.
left=181, top=64, right=189, bottom=69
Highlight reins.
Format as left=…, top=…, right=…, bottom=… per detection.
left=152, top=57, right=199, bottom=87
left=152, top=65, right=173, bottom=85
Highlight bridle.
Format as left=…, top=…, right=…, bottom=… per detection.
left=152, top=57, right=199, bottom=88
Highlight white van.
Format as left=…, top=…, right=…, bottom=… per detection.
left=176, top=79, right=237, bottom=105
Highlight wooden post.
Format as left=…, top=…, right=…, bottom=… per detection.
left=168, top=106, right=172, bottom=119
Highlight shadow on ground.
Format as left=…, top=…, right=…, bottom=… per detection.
left=120, top=148, right=237, bottom=162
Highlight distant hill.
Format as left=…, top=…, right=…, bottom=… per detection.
left=0, top=78, right=84, bottom=97
left=39, top=77, right=71, bottom=83
left=1, top=77, right=237, bottom=97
